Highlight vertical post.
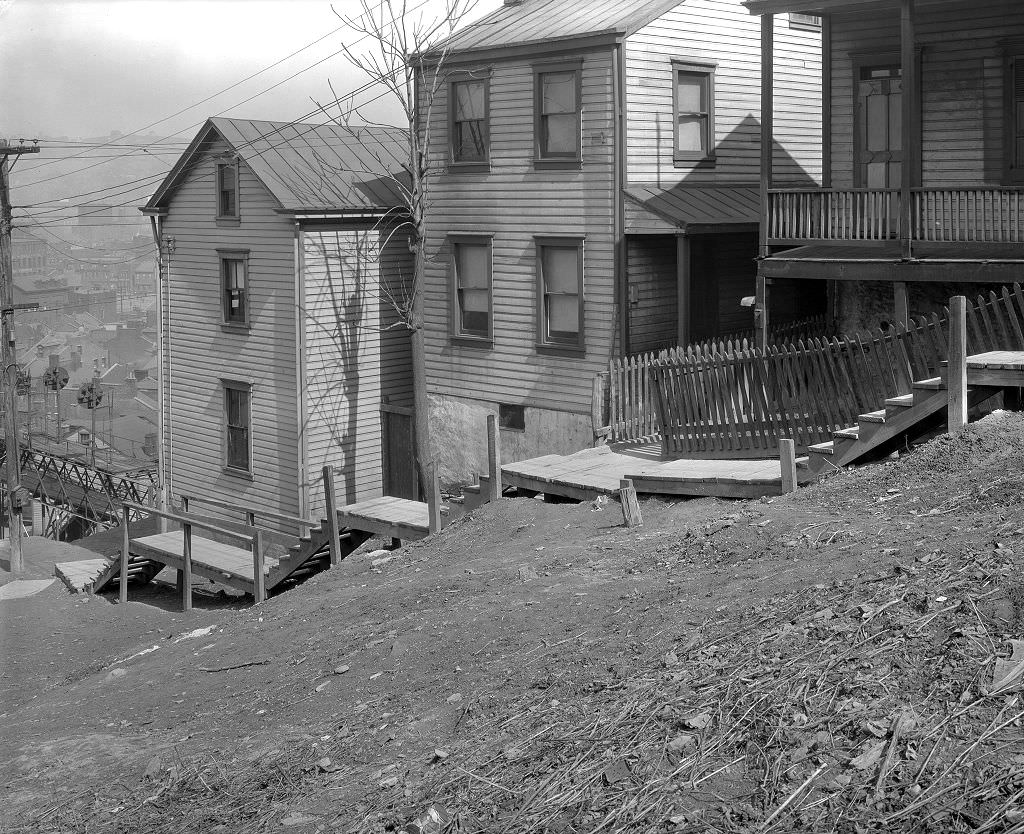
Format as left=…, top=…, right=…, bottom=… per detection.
left=89, top=375, right=98, bottom=467
left=756, top=12, right=775, bottom=352
left=119, top=505, right=130, bottom=604
left=252, top=527, right=265, bottom=604
left=322, top=465, right=342, bottom=567
left=181, top=495, right=189, bottom=514
left=427, top=462, right=442, bottom=534
left=486, top=414, right=502, bottom=503
left=900, top=0, right=917, bottom=258
left=676, top=234, right=691, bottom=348
left=618, top=478, right=643, bottom=528
left=181, top=520, right=192, bottom=613
left=948, top=295, right=968, bottom=431
left=894, top=282, right=909, bottom=328
left=591, top=373, right=606, bottom=443
left=779, top=438, right=797, bottom=494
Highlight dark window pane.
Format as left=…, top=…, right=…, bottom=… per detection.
left=455, top=241, right=490, bottom=336
left=218, top=165, right=237, bottom=216
left=222, top=258, right=246, bottom=323
left=547, top=294, right=579, bottom=340
left=542, top=246, right=579, bottom=294
left=541, top=72, right=576, bottom=114
left=453, top=80, right=487, bottom=162
left=225, top=387, right=250, bottom=471
left=543, top=113, right=577, bottom=155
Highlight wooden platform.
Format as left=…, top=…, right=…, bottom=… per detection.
left=335, top=496, right=430, bottom=541
left=501, top=444, right=812, bottom=501
left=54, top=558, right=110, bottom=593
left=130, top=530, right=275, bottom=592
left=964, top=351, right=1024, bottom=387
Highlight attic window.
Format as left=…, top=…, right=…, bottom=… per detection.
left=216, top=161, right=239, bottom=220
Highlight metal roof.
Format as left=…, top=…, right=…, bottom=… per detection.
left=624, top=184, right=761, bottom=230
left=145, top=118, right=410, bottom=214
left=432, top=0, right=684, bottom=56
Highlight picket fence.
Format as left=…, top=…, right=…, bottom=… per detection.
left=601, top=285, right=1024, bottom=455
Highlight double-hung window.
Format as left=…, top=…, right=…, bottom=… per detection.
left=216, top=161, right=239, bottom=220
left=535, top=63, right=582, bottom=164
left=450, top=78, right=488, bottom=164
left=673, top=61, right=716, bottom=164
left=219, top=249, right=248, bottom=326
left=535, top=237, right=584, bottom=352
left=450, top=235, right=493, bottom=342
left=223, top=381, right=252, bottom=474
left=1005, top=48, right=1024, bottom=184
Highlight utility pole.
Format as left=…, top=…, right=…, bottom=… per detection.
left=1, top=140, right=41, bottom=574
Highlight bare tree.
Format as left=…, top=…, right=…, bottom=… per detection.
left=325, top=0, right=480, bottom=495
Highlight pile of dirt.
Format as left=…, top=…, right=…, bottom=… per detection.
left=3, top=414, right=1024, bottom=833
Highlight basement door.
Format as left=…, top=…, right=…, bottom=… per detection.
left=381, top=404, right=417, bottom=500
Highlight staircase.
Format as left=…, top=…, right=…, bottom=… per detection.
left=265, top=522, right=371, bottom=588
left=806, top=376, right=997, bottom=476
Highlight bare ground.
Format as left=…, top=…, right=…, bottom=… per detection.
left=2, top=412, right=1024, bottom=833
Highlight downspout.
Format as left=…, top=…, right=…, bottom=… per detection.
left=148, top=214, right=169, bottom=510
left=293, top=219, right=308, bottom=520
left=614, top=40, right=628, bottom=357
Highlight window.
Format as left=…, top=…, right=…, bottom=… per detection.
left=789, top=13, right=821, bottom=31
left=499, top=404, right=525, bottom=431
left=216, top=161, right=239, bottom=219
left=535, top=237, right=584, bottom=352
left=1005, top=49, right=1024, bottom=184
left=535, top=64, right=582, bottom=163
left=673, top=62, right=716, bottom=163
left=223, top=381, right=252, bottom=474
left=450, top=78, right=488, bottom=164
left=450, top=235, right=492, bottom=342
left=219, top=250, right=248, bottom=325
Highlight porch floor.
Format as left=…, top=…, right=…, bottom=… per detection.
left=501, top=443, right=812, bottom=501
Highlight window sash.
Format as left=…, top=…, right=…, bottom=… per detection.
left=217, top=163, right=238, bottom=218
left=453, top=239, right=491, bottom=338
left=537, top=241, right=583, bottom=348
left=676, top=72, right=709, bottom=154
left=538, top=70, right=580, bottom=158
left=221, top=256, right=246, bottom=323
left=224, top=386, right=250, bottom=472
left=451, top=80, right=488, bottom=162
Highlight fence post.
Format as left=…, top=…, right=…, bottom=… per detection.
left=591, top=373, right=605, bottom=444
left=487, top=414, right=502, bottom=503
left=181, top=520, right=193, bottom=613
left=119, top=505, right=130, bottom=604
left=779, top=438, right=797, bottom=494
left=427, top=462, right=442, bottom=534
left=252, top=528, right=265, bottom=604
left=619, top=479, right=643, bottom=528
left=948, top=295, right=968, bottom=431
left=322, top=465, right=342, bottom=567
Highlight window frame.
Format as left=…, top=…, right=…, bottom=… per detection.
left=215, top=159, right=240, bottom=222
left=672, top=60, right=717, bottom=166
left=534, top=236, right=585, bottom=355
left=221, top=379, right=253, bottom=477
left=448, top=233, right=494, bottom=346
left=1004, top=44, right=1024, bottom=185
left=448, top=74, right=490, bottom=170
left=788, top=12, right=822, bottom=31
left=533, top=59, right=584, bottom=168
left=218, top=248, right=250, bottom=329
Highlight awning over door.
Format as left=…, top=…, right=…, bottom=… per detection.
left=624, top=184, right=760, bottom=235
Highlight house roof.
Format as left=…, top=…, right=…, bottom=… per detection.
left=429, top=0, right=683, bottom=56
left=144, top=117, right=410, bottom=215
left=624, top=184, right=761, bottom=231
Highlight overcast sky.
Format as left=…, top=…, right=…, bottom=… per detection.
left=0, top=0, right=500, bottom=140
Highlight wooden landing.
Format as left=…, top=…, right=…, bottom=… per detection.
left=129, top=531, right=275, bottom=594
left=502, top=444, right=812, bottom=501
left=336, top=496, right=430, bottom=541
left=963, top=350, right=1024, bottom=387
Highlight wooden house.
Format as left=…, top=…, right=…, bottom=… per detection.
left=747, top=0, right=1024, bottom=334
left=417, top=0, right=823, bottom=481
left=141, top=118, right=415, bottom=523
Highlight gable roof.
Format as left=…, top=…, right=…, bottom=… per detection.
left=144, top=117, right=410, bottom=215
left=429, top=0, right=683, bottom=56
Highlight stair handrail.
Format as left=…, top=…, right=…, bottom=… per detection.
left=177, top=492, right=315, bottom=537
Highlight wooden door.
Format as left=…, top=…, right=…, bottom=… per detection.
left=381, top=405, right=417, bottom=500
left=857, top=64, right=903, bottom=189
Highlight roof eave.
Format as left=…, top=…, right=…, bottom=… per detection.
left=744, top=0, right=897, bottom=13
left=418, top=30, right=625, bottom=66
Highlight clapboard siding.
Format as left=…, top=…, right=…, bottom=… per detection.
left=829, top=1, right=1024, bottom=188
left=423, top=47, right=618, bottom=414
left=627, top=236, right=678, bottom=353
left=161, top=135, right=302, bottom=520
left=301, top=226, right=413, bottom=517
left=625, top=0, right=822, bottom=186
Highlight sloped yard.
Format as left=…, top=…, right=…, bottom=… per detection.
left=3, top=412, right=1024, bottom=833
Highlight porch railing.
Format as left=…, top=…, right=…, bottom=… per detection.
left=767, top=187, right=1024, bottom=245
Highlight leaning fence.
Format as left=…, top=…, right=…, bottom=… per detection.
left=599, top=284, right=1024, bottom=455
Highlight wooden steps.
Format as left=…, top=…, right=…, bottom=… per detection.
left=807, top=379, right=1001, bottom=477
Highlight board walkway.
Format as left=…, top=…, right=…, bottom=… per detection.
left=501, top=443, right=813, bottom=501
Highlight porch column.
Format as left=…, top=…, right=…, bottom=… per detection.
left=676, top=234, right=691, bottom=348
left=757, top=12, right=774, bottom=350
left=899, top=0, right=917, bottom=260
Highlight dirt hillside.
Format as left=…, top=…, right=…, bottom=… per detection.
left=3, top=412, right=1024, bottom=833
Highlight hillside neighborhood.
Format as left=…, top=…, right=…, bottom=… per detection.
left=4, top=0, right=1024, bottom=832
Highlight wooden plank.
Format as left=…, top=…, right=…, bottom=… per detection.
left=322, top=465, right=342, bottom=567
left=948, top=296, right=968, bottom=430
left=487, top=415, right=502, bottom=503
left=119, top=506, right=129, bottom=604
left=618, top=479, right=643, bottom=528
left=182, top=523, right=193, bottom=613
left=780, top=438, right=797, bottom=494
